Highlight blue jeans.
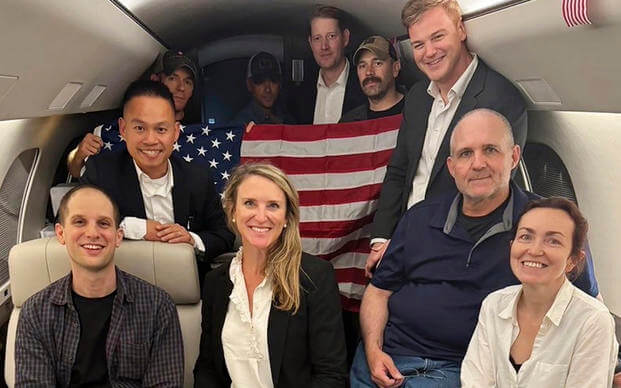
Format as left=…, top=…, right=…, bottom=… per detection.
left=350, top=343, right=461, bottom=387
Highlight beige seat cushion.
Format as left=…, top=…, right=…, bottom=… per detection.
left=5, top=238, right=202, bottom=388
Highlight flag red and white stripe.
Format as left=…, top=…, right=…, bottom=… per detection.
left=562, top=0, right=591, bottom=27
left=241, top=115, right=402, bottom=311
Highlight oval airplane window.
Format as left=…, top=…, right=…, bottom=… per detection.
left=522, top=142, right=578, bottom=203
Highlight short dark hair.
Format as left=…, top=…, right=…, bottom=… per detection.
left=57, top=184, right=121, bottom=228
left=121, top=79, right=175, bottom=116
left=513, top=197, right=589, bottom=279
left=308, top=5, right=349, bottom=36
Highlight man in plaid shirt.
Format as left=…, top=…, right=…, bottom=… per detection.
left=15, top=185, right=184, bottom=387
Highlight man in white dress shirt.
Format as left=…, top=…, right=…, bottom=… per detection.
left=365, top=0, right=527, bottom=275
left=81, top=80, right=234, bottom=283
left=288, top=5, right=365, bottom=124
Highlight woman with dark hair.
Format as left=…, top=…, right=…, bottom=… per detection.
left=461, top=197, right=618, bottom=387
left=193, top=163, right=347, bottom=388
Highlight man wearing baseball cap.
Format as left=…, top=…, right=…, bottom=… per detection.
left=68, top=50, right=199, bottom=178
left=340, top=35, right=404, bottom=122
left=230, top=51, right=295, bottom=126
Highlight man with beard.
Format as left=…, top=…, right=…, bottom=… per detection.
left=340, top=36, right=404, bottom=122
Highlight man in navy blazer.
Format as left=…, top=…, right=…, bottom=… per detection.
left=82, top=80, right=234, bottom=270
left=365, top=0, right=528, bottom=275
left=287, top=5, right=366, bottom=124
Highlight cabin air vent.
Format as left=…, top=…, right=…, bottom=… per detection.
left=80, top=85, right=107, bottom=108
left=49, top=82, right=82, bottom=110
left=515, top=78, right=562, bottom=106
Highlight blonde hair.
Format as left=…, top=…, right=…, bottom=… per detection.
left=401, top=0, right=462, bottom=28
left=222, top=163, right=302, bottom=313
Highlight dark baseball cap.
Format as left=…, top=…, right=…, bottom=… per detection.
left=154, top=50, right=199, bottom=80
left=354, top=35, right=398, bottom=64
left=247, top=52, right=282, bottom=82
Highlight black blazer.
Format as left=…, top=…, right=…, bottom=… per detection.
left=193, top=253, right=348, bottom=388
left=288, top=58, right=366, bottom=124
left=372, top=59, right=528, bottom=239
left=81, top=151, right=235, bottom=259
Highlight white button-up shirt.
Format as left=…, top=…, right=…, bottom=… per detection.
left=407, top=54, right=479, bottom=209
left=461, top=278, right=618, bottom=388
left=222, top=248, right=274, bottom=388
left=313, top=59, right=350, bottom=124
left=120, top=160, right=205, bottom=251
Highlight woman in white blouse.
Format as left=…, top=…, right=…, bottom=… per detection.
left=461, top=197, right=618, bottom=387
left=193, top=163, right=347, bottom=388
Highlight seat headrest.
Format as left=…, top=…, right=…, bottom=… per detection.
left=9, top=238, right=200, bottom=307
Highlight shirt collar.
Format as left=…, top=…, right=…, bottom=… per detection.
left=498, top=278, right=574, bottom=327
left=51, top=266, right=133, bottom=306
left=133, top=159, right=174, bottom=197
left=317, top=58, right=350, bottom=89
left=442, top=182, right=515, bottom=235
left=427, top=54, right=479, bottom=100
left=229, top=247, right=270, bottom=290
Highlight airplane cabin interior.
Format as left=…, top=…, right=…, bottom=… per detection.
left=0, top=0, right=620, bottom=386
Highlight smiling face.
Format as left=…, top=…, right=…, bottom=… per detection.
left=447, top=110, right=520, bottom=212
left=119, top=95, right=179, bottom=179
left=233, top=174, right=287, bottom=254
left=356, top=50, right=400, bottom=101
left=55, top=188, right=123, bottom=274
left=309, top=17, right=349, bottom=72
left=510, top=207, right=577, bottom=289
left=408, top=6, right=469, bottom=91
left=159, top=67, right=194, bottom=113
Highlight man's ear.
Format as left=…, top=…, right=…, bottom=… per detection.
left=342, top=28, right=350, bottom=48
left=393, top=60, right=401, bottom=78
left=150, top=73, right=161, bottom=82
left=511, top=144, right=521, bottom=170
left=55, top=223, right=66, bottom=245
left=447, top=156, right=456, bottom=179
left=174, top=121, right=181, bottom=142
left=457, top=19, right=467, bottom=42
left=118, top=117, right=126, bottom=138
left=246, top=78, right=254, bottom=93
left=115, top=227, right=123, bottom=248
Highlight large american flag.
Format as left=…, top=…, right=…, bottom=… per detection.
left=241, top=115, right=402, bottom=311
left=98, top=116, right=402, bottom=310
left=97, top=122, right=243, bottom=194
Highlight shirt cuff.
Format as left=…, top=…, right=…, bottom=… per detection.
left=189, top=232, right=205, bottom=252
left=120, top=217, right=147, bottom=240
left=370, top=237, right=388, bottom=247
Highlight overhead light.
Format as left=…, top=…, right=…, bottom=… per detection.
left=80, top=85, right=107, bottom=108
left=49, top=82, right=82, bottom=110
left=515, top=78, right=562, bottom=105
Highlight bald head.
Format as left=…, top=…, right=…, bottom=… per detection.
left=446, top=108, right=521, bottom=215
left=450, top=109, right=514, bottom=156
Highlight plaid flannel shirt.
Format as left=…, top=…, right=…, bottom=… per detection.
left=15, top=267, right=184, bottom=387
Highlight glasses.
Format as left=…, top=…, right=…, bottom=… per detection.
left=310, top=32, right=340, bottom=45
left=400, top=368, right=448, bottom=381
